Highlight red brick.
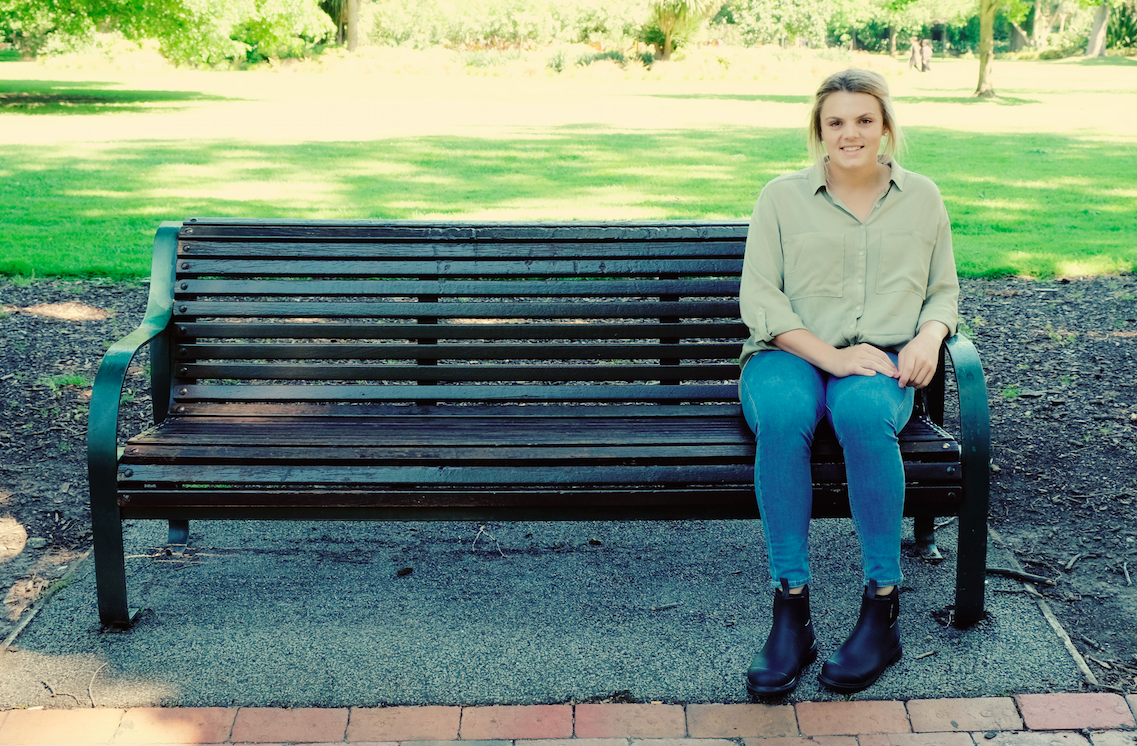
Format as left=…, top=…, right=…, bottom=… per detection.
left=978, top=732, right=1091, bottom=746
left=627, top=740, right=734, bottom=746
left=230, top=707, right=348, bottom=744
left=688, top=703, right=798, bottom=738
left=574, top=703, right=686, bottom=738
left=526, top=740, right=628, bottom=746
left=0, top=708, right=124, bottom=744
left=459, top=705, right=572, bottom=740
left=347, top=706, right=460, bottom=741
left=743, top=737, right=858, bottom=746
left=114, top=707, right=236, bottom=744
left=797, top=701, right=911, bottom=736
left=860, top=732, right=977, bottom=746
left=1016, top=694, right=1135, bottom=731
left=907, top=698, right=1023, bottom=732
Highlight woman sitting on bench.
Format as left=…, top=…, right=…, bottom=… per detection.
left=738, top=68, right=959, bottom=695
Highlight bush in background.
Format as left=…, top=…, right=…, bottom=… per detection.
left=368, top=0, right=645, bottom=49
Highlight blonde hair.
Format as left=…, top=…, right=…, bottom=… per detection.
left=807, top=69, right=905, bottom=163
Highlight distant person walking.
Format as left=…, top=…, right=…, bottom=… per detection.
left=920, top=39, right=933, bottom=72
left=908, top=38, right=920, bottom=70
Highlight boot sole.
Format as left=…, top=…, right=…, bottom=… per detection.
left=746, top=643, right=819, bottom=697
left=818, top=646, right=902, bottom=694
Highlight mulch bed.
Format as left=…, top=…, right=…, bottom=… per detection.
left=1, top=275, right=1134, bottom=691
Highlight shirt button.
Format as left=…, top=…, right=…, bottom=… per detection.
left=856, top=306, right=863, bottom=312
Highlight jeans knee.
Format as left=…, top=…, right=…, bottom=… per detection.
left=740, top=353, right=825, bottom=437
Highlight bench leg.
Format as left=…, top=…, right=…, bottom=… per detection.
left=91, top=504, right=135, bottom=629
left=913, top=516, right=944, bottom=564
left=168, top=519, right=189, bottom=546
left=954, top=495, right=989, bottom=627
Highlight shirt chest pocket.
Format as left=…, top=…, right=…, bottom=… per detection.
left=783, top=232, right=845, bottom=300
left=876, top=230, right=933, bottom=298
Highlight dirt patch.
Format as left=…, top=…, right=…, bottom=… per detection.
left=0, top=275, right=1134, bottom=691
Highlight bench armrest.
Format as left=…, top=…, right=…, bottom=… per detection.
left=87, top=222, right=179, bottom=492
left=943, top=333, right=991, bottom=624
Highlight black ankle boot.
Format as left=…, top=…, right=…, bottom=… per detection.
left=746, top=579, right=818, bottom=696
left=819, top=581, right=902, bottom=693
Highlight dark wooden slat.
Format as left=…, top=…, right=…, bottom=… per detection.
left=117, top=485, right=962, bottom=520
left=122, top=416, right=956, bottom=458
left=174, top=321, right=750, bottom=341
left=177, top=278, right=740, bottom=298
left=179, top=240, right=746, bottom=260
left=176, top=258, right=744, bottom=278
left=176, top=342, right=745, bottom=362
left=169, top=402, right=747, bottom=417
left=125, top=416, right=753, bottom=446
left=119, top=463, right=756, bottom=485
left=119, top=458, right=956, bottom=486
left=172, top=300, right=740, bottom=320
left=180, top=219, right=749, bottom=243
left=178, top=362, right=737, bottom=382
left=171, top=384, right=740, bottom=403
left=121, top=443, right=758, bottom=465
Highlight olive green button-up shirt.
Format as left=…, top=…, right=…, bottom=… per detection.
left=738, top=158, right=959, bottom=370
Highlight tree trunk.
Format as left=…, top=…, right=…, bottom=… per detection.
left=975, top=0, right=1000, bottom=97
left=1085, top=2, right=1110, bottom=56
left=346, top=0, right=359, bottom=52
left=850, top=28, right=857, bottom=51
left=1032, top=0, right=1049, bottom=48
left=1009, top=22, right=1029, bottom=51
left=889, top=26, right=898, bottom=57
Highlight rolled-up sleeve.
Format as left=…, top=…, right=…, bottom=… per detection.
left=915, top=196, right=960, bottom=336
left=739, top=185, right=806, bottom=359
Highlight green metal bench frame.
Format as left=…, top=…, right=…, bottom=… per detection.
left=88, top=219, right=989, bottom=629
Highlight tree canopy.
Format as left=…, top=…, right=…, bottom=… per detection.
left=0, top=0, right=1123, bottom=68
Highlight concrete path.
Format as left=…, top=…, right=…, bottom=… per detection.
left=0, top=516, right=1085, bottom=710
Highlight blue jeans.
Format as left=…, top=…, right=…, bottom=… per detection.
left=739, top=350, right=915, bottom=591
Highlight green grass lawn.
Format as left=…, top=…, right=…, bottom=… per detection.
left=1, top=54, right=1134, bottom=279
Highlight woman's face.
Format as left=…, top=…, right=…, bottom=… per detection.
left=818, top=91, right=887, bottom=172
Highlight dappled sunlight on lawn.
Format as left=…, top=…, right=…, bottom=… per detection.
left=0, top=56, right=1134, bottom=278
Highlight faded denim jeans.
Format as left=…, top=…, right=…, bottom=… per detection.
left=739, top=350, right=915, bottom=590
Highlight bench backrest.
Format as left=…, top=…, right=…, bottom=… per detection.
left=165, top=219, right=750, bottom=415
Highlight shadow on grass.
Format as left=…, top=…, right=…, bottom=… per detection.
left=0, top=79, right=235, bottom=115
left=894, top=95, right=1040, bottom=106
left=0, top=126, right=1134, bottom=279
left=1070, top=56, right=1137, bottom=66
left=637, top=93, right=812, bottom=105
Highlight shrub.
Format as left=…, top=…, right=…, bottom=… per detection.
left=575, top=49, right=627, bottom=66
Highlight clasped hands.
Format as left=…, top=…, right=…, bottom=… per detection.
left=829, top=322, right=949, bottom=389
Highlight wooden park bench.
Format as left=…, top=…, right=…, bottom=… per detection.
left=88, top=219, right=990, bottom=629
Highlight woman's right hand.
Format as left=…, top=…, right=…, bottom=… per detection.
left=773, top=330, right=899, bottom=380
left=824, top=343, right=900, bottom=380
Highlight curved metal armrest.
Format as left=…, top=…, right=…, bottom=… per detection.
left=944, top=334, right=990, bottom=478
left=944, top=333, right=991, bottom=625
left=87, top=223, right=179, bottom=488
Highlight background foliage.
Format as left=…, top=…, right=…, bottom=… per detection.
left=2, top=0, right=1133, bottom=67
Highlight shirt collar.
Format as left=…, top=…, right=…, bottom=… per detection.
left=809, top=157, right=910, bottom=193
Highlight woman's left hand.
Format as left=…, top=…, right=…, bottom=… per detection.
left=897, top=321, right=951, bottom=388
